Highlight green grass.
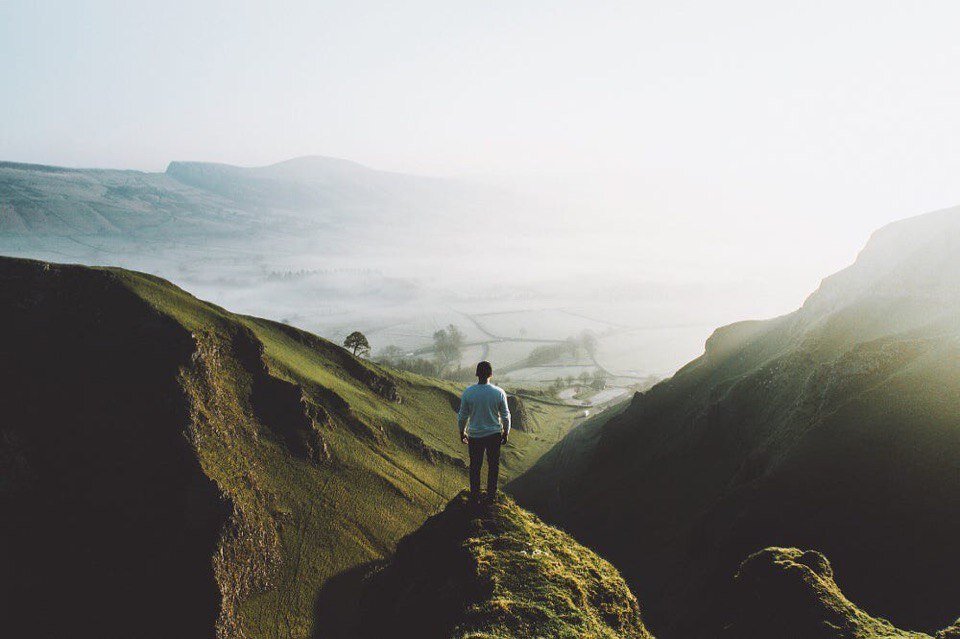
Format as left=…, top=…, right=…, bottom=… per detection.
left=726, top=547, right=930, bottom=639
left=360, top=491, right=653, bottom=639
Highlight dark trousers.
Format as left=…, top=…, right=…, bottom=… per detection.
left=468, top=433, right=502, bottom=497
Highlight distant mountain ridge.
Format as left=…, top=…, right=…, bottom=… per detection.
left=170, top=154, right=375, bottom=175
left=0, top=154, right=513, bottom=288
left=0, top=158, right=249, bottom=237
left=0, top=154, right=454, bottom=238
left=163, top=154, right=457, bottom=217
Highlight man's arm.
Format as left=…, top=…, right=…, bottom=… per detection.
left=499, top=390, right=511, bottom=441
left=457, top=392, right=471, bottom=441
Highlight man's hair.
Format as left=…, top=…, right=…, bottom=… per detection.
left=476, top=360, right=493, bottom=379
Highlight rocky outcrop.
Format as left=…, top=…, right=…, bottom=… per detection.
left=507, top=394, right=530, bottom=432
left=723, top=547, right=928, bottom=639
left=359, top=492, right=653, bottom=639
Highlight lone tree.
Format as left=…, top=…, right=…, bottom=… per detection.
left=344, top=331, right=371, bottom=357
left=579, top=330, right=599, bottom=358
left=590, top=369, right=607, bottom=390
left=432, top=324, right=465, bottom=375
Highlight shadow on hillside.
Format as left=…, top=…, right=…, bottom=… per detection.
left=311, top=560, right=385, bottom=639
left=1, top=259, right=233, bottom=638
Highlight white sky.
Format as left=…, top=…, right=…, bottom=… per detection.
left=4, top=1, right=960, bottom=317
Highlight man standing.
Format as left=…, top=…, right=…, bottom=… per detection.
left=457, top=361, right=511, bottom=502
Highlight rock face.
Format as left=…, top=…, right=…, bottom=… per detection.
left=507, top=394, right=530, bottom=432
left=937, top=621, right=960, bottom=639
left=358, top=491, right=653, bottom=639
left=723, top=548, right=929, bottom=639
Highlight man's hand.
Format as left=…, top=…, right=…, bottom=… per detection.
left=501, top=431, right=508, bottom=445
left=461, top=431, right=469, bottom=444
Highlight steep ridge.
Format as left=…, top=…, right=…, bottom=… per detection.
left=358, top=491, right=653, bottom=639
left=1, top=256, right=227, bottom=638
left=0, top=256, right=566, bottom=638
left=511, top=206, right=960, bottom=637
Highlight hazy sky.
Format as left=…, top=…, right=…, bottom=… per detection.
left=5, top=1, right=960, bottom=316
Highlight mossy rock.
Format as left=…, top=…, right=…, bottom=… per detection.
left=359, top=491, right=652, bottom=639
left=723, top=547, right=930, bottom=639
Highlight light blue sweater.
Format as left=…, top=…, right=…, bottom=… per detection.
left=457, top=383, right=511, bottom=438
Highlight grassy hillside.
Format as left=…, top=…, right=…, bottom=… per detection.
left=511, top=207, right=960, bottom=637
left=359, top=491, right=653, bottom=639
left=0, top=256, right=579, bottom=639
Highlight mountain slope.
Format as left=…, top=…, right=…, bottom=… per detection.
left=359, top=491, right=653, bottom=639
left=0, top=256, right=571, bottom=639
left=511, top=206, right=960, bottom=637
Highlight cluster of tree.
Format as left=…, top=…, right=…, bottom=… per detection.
left=589, top=369, right=607, bottom=390
left=548, top=369, right=606, bottom=393
left=349, top=324, right=601, bottom=387
left=373, top=346, right=443, bottom=377
left=266, top=268, right=323, bottom=281
left=361, top=324, right=467, bottom=381
left=267, top=267, right=383, bottom=281
left=525, top=342, right=572, bottom=367
left=524, top=331, right=600, bottom=367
